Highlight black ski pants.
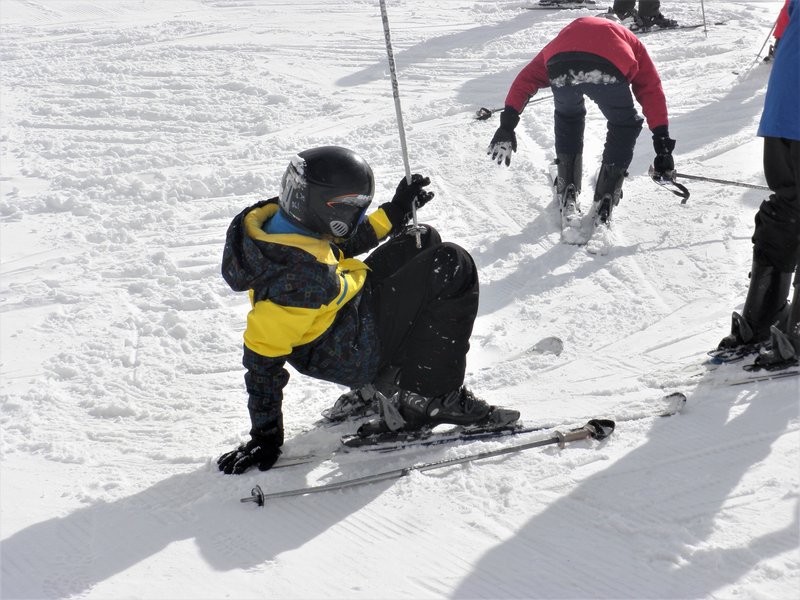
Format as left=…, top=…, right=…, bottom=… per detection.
left=613, top=1, right=662, bottom=18
left=547, top=53, right=644, bottom=168
left=752, top=137, right=800, bottom=273
left=365, top=225, right=479, bottom=398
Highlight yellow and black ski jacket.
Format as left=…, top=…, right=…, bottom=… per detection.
left=221, top=197, right=395, bottom=431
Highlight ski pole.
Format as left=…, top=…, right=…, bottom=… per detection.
left=741, top=16, right=777, bottom=77
left=379, top=0, right=423, bottom=248
left=675, top=172, right=770, bottom=191
left=700, top=0, right=708, bottom=37
left=240, top=419, right=615, bottom=506
left=475, top=94, right=553, bottom=120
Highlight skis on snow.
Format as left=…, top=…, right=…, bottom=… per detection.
left=701, top=343, right=799, bottom=386
left=343, top=391, right=685, bottom=452
left=633, top=22, right=727, bottom=35
left=546, top=162, right=614, bottom=253
left=241, top=419, right=616, bottom=506
left=525, top=0, right=607, bottom=10
left=240, top=392, right=687, bottom=506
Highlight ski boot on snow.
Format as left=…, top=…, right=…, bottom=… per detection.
left=640, top=11, right=678, bottom=29
left=555, top=153, right=583, bottom=228
left=712, top=259, right=792, bottom=361
left=588, top=163, right=626, bottom=227
left=753, top=274, right=800, bottom=370
left=615, top=7, right=643, bottom=29
left=322, top=377, right=401, bottom=422
left=356, top=387, right=520, bottom=438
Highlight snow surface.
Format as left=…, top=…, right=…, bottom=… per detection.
left=1, top=1, right=798, bottom=598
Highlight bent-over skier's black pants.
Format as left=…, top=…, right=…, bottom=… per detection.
left=366, top=225, right=479, bottom=398
left=547, top=52, right=644, bottom=168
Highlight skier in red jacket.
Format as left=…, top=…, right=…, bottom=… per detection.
left=487, top=16, right=676, bottom=228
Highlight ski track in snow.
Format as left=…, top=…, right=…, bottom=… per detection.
left=1, top=1, right=798, bottom=599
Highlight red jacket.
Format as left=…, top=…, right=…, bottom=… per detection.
left=775, top=0, right=790, bottom=39
left=504, top=17, right=668, bottom=131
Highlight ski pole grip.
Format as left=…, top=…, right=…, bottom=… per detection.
left=555, top=427, right=590, bottom=448
left=240, top=484, right=265, bottom=507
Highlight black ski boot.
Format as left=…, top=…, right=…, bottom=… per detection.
left=556, top=153, right=583, bottom=225
left=640, top=11, right=678, bottom=29
left=397, top=387, right=520, bottom=431
left=322, top=368, right=400, bottom=422
left=591, top=163, right=626, bottom=225
left=615, top=7, right=644, bottom=30
left=357, top=386, right=520, bottom=436
left=754, top=271, right=800, bottom=369
left=718, top=259, right=792, bottom=351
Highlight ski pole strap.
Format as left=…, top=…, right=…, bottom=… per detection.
left=649, top=166, right=690, bottom=203
left=665, top=179, right=690, bottom=203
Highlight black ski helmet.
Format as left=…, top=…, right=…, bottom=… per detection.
left=278, top=146, right=375, bottom=238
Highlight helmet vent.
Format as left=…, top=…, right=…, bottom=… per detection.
left=330, top=220, right=350, bottom=237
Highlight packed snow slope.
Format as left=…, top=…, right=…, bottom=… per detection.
left=1, top=1, right=798, bottom=598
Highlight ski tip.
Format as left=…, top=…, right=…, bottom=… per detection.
left=662, top=392, right=687, bottom=415
left=528, top=336, right=564, bottom=356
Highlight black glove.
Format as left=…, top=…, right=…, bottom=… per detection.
left=652, top=128, right=676, bottom=179
left=217, top=426, right=282, bottom=475
left=380, top=173, right=435, bottom=229
left=487, top=107, right=520, bottom=167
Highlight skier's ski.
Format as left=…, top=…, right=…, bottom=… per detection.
left=548, top=162, right=587, bottom=245
left=273, top=392, right=685, bottom=467
left=674, top=351, right=798, bottom=388
left=706, top=345, right=760, bottom=364
left=634, top=22, right=727, bottom=35
left=506, top=335, right=564, bottom=361
left=525, top=1, right=607, bottom=10
left=344, top=391, right=685, bottom=453
left=240, top=419, right=616, bottom=506
left=727, top=368, right=799, bottom=386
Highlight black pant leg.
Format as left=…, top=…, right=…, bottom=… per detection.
left=613, top=0, right=636, bottom=15
left=583, top=81, right=644, bottom=168
left=753, top=137, right=800, bottom=272
left=637, top=1, right=662, bottom=18
left=372, top=242, right=479, bottom=397
left=365, top=225, right=441, bottom=283
left=551, top=85, right=587, bottom=156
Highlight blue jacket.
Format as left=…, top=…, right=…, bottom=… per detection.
left=758, top=0, right=799, bottom=141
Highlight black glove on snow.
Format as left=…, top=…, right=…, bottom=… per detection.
left=487, top=107, right=520, bottom=167
left=652, top=128, right=676, bottom=179
left=380, top=173, right=435, bottom=230
left=217, top=426, right=282, bottom=475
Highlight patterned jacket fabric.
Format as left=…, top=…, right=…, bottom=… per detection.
left=222, top=197, right=392, bottom=431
